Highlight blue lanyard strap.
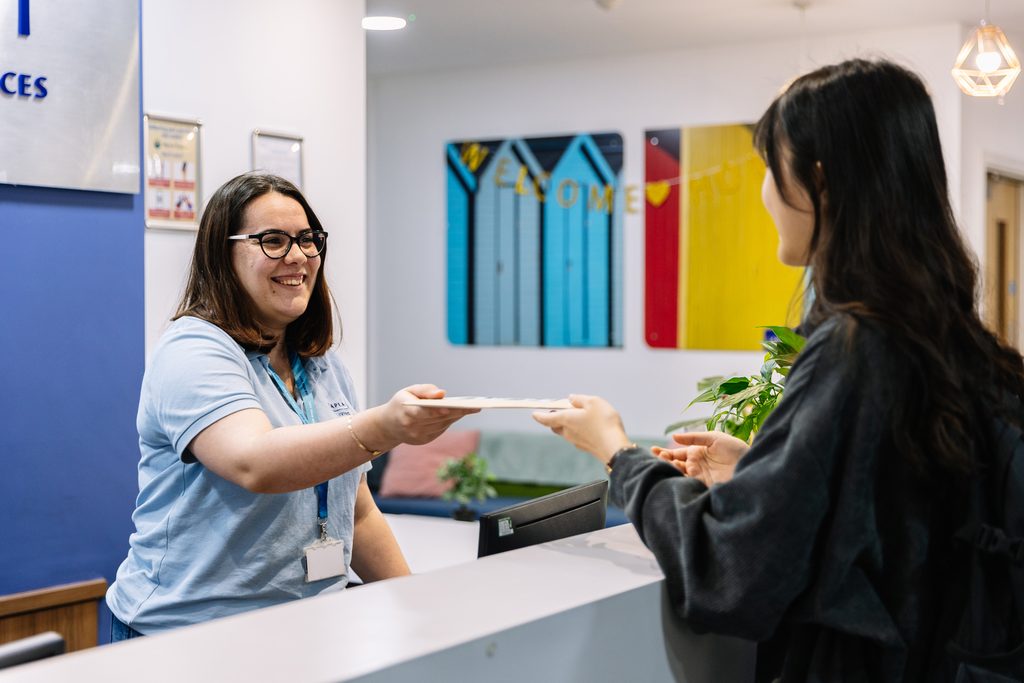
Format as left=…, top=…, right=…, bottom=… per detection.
left=265, top=353, right=329, bottom=535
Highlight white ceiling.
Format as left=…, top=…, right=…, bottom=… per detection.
left=366, top=0, right=1024, bottom=75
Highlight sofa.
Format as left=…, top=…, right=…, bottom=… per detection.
left=367, top=430, right=666, bottom=527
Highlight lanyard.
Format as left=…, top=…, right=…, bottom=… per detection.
left=265, top=353, right=329, bottom=540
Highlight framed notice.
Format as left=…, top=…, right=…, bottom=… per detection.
left=145, top=115, right=202, bottom=230
left=252, top=130, right=304, bottom=190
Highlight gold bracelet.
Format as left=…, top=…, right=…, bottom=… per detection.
left=347, top=415, right=383, bottom=457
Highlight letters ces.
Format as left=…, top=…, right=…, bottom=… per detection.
left=0, top=72, right=47, bottom=98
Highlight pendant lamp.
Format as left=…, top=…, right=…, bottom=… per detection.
left=952, top=15, right=1021, bottom=98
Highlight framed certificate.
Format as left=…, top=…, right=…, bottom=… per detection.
left=144, top=114, right=202, bottom=230
left=252, top=129, right=304, bottom=190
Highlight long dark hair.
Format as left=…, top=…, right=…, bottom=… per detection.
left=754, top=58, right=1024, bottom=474
left=174, top=172, right=337, bottom=357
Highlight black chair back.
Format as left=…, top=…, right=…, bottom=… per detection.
left=0, top=632, right=65, bottom=670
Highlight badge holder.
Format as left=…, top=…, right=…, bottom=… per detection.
left=304, top=519, right=346, bottom=582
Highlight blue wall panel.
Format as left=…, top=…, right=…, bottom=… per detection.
left=446, top=161, right=471, bottom=345
left=0, top=184, right=143, bottom=642
left=543, top=135, right=616, bottom=347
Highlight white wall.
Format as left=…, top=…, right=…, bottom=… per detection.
left=143, top=0, right=369, bottom=404
left=368, top=23, right=964, bottom=437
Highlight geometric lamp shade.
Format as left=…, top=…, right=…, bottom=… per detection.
left=952, top=22, right=1021, bottom=97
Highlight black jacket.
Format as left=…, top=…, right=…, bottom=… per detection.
left=610, top=316, right=962, bottom=682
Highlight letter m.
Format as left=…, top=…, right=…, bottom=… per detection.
left=589, top=184, right=614, bottom=214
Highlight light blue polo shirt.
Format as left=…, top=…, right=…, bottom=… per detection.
left=107, top=316, right=369, bottom=634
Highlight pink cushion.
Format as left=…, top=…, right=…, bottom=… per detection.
left=378, top=430, right=481, bottom=498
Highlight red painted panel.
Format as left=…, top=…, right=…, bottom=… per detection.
left=644, top=134, right=681, bottom=348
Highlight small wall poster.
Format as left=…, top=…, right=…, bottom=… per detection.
left=145, top=115, right=201, bottom=230
left=644, top=124, right=804, bottom=350
left=447, top=132, right=624, bottom=348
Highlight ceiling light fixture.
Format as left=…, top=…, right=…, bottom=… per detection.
left=362, top=16, right=407, bottom=31
left=952, top=1, right=1020, bottom=98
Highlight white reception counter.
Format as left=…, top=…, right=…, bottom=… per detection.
left=0, top=518, right=755, bottom=682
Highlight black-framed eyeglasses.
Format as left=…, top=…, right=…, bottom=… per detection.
left=228, top=229, right=328, bottom=259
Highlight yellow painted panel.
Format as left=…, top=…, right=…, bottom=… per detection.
left=676, top=129, right=691, bottom=347
left=679, top=125, right=803, bottom=349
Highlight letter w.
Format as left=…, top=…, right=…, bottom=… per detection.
left=460, top=143, right=490, bottom=173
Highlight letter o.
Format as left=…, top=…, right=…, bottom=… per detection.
left=557, top=179, right=579, bottom=209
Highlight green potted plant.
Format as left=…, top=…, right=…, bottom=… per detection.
left=436, top=452, right=498, bottom=521
left=668, top=326, right=807, bottom=441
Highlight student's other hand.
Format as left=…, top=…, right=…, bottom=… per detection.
left=532, top=394, right=631, bottom=464
left=380, top=384, right=479, bottom=446
left=652, top=431, right=749, bottom=487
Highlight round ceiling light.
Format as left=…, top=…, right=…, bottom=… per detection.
left=362, top=16, right=407, bottom=31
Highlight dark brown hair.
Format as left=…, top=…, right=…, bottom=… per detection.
left=754, top=59, right=1024, bottom=475
left=174, top=172, right=337, bottom=357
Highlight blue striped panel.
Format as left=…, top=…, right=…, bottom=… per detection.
left=446, top=164, right=470, bottom=344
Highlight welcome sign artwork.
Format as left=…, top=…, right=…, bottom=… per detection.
left=447, top=133, right=624, bottom=348
left=644, top=124, right=803, bottom=351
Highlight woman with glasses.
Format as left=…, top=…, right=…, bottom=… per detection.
left=106, top=172, right=476, bottom=638
left=535, top=59, right=1024, bottom=681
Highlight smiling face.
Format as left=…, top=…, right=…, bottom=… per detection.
left=231, top=191, right=321, bottom=336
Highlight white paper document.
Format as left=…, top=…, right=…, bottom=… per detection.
left=403, top=396, right=573, bottom=410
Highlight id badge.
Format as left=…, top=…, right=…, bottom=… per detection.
left=303, top=537, right=346, bottom=582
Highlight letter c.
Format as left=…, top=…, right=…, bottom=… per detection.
left=0, top=73, right=16, bottom=95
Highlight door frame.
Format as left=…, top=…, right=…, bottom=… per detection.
left=985, top=153, right=1024, bottom=348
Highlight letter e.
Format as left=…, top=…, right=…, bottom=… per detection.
left=493, top=158, right=511, bottom=188
left=624, top=185, right=640, bottom=214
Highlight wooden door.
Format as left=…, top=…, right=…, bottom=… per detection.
left=985, top=173, right=1024, bottom=348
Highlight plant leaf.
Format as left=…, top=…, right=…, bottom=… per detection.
left=664, top=417, right=710, bottom=434
left=763, top=325, right=806, bottom=352
left=713, top=384, right=764, bottom=409
left=696, top=375, right=725, bottom=391
left=719, top=377, right=752, bottom=395
left=686, top=385, right=721, bottom=408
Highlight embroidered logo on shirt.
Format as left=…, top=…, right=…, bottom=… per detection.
left=329, top=401, right=352, bottom=417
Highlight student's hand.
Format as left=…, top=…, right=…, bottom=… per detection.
left=652, top=431, right=749, bottom=487
left=377, top=384, right=479, bottom=446
left=532, top=394, right=632, bottom=464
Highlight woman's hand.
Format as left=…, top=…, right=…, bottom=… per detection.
left=188, top=384, right=477, bottom=494
left=652, top=431, right=749, bottom=487
left=375, top=384, right=479, bottom=447
left=532, top=394, right=632, bottom=464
